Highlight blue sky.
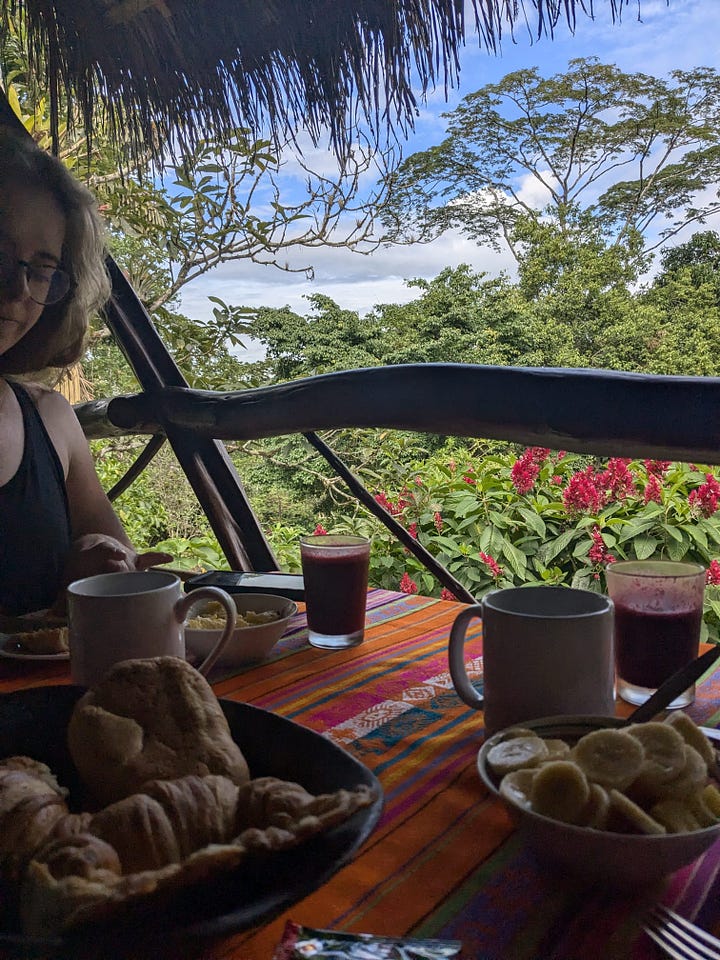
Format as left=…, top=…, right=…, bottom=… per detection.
left=179, top=0, right=720, bottom=359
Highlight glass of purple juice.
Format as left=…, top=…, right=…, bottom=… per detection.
left=300, top=534, right=371, bottom=649
left=606, top=560, right=706, bottom=708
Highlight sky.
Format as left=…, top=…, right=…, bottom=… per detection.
left=179, top=0, right=720, bottom=361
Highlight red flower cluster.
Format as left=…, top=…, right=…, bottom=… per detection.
left=599, top=458, right=635, bottom=501
left=644, top=460, right=671, bottom=477
left=374, top=491, right=410, bottom=516
left=440, top=588, right=458, bottom=601
left=407, top=522, right=418, bottom=540
left=463, top=475, right=476, bottom=486
left=479, top=551, right=503, bottom=578
left=707, top=560, right=720, bottom=585
left=400, top=572, right=418, bottom=594
left=588, top=525, right=615, bottom=566
left=643, top=474, right=663, bottom=504
left=433, top=511, right=443, bottom=532
left=312, top=524, right=328, bottom=535
left=562, top=466, right=606, bottom=515
left=510, top=447, right=549, bottom=495
left=689, top=474, right=720, bottom=517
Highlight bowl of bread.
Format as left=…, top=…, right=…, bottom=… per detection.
left=184, top=592, right=297, bottom=669
left=478, top=712, right=720, bottom=887
left=0, top=656, right=381, bottom=949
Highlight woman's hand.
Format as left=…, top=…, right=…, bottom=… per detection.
left=50, top=535, right=174, bottom=614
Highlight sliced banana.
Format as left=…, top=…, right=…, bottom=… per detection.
left=499, top=769, right=536, bottom=810
left=607, top=789, right=667, bottom=835
left=686, top=793, right=718, bottom=828
left=664, top=712, right=717, bottom=768
left=581, top=782, right=611, bottom=830
left=572, top=729, right=645, bottom=791
left=702, top=783, right=720, bottom=818
left=627, top=722, right=686, bottom=792
left=650, top=799, right=702, bottom=834
left=654, top=745, right=708, bottom=800
left=498, top=728, right=539, bottom=741
left=487, top=736, right=548, bottom=777
left=530, top=760, right=590, bottom=824
left=542, top=738, right=571, bottom=761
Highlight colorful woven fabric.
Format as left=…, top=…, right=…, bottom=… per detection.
left=1, top=589, right=720, bottom=959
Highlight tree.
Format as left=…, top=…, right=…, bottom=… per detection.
left=382, top=58, right=720, bottom=266
left=641, top=231, right=720, bottom=377
left=654, top=230, right=720, bottom=295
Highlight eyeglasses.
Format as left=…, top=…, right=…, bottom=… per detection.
left=0, top=245, right=72, bottom=306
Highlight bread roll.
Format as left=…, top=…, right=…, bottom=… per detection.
left=67, top=657, right=250, bottom=805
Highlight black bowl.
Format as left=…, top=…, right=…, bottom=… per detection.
left=0, top=685, right=383, bottom=959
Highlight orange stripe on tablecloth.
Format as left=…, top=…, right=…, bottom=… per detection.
left=224, top=765, right=511, bottom=960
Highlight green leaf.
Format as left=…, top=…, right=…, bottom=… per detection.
left=684, top=525, right=709, bottom=552
left=518, top=507, right=546, bottom=538
left=633, top=534, right=659, bottom=560
left=662, top=524, right=684, bottom=542
left=500, top=538, right=527, bottom=577
left=539, top=529, right=576, bottom=564
left=667, top=537, right=690, bottom=561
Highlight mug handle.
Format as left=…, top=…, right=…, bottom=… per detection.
left=175, top=587, right=237, bottom=676
left=448, top=603, right=485, bottom=709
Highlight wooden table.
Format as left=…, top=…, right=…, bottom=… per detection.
left=2, top=588, right=720, bottom=959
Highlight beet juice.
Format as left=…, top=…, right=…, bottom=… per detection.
left=606, top=560, right=706, bottom=708
left=300, top=535, right=370, bottom=649
left=614, top=603, right=702, bottom=688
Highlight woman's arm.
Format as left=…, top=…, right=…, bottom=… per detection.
left=36, top=388, right=172, bottom=589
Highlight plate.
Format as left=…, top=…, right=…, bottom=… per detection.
left=0, top=633, right=70, bottom=661
left=0, top=685, right=383, bottom=958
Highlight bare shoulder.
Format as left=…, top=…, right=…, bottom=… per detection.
left=23, top=381, right=85, bottom=472
left=26, top=382, right=80, bottom=426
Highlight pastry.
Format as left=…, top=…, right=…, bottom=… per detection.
left=19, top=774, right=376, bottom=938
left=67, top=657, right=250, bottom=805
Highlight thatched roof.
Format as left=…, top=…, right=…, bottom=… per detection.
left=2, top=0, right=635, bottom=160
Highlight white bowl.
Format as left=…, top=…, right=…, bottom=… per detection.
left=477, top=715, right=720, bottom=888
left=185, top=592, right=298, bottom=669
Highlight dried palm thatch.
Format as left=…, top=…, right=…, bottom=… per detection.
left=0, top=0, right=638, bottom=161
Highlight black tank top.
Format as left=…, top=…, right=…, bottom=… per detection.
left=0, top=380, right=71, bottom=614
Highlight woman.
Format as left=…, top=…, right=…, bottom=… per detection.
left=0, top=130, right=170, bottom=615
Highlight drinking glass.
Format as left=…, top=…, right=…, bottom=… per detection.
left=300, top=534, right=371, bottom=649
left=606, top=560, right=706, bottom=708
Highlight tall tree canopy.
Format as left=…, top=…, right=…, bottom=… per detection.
left=383, top=58, right=720, bottom=265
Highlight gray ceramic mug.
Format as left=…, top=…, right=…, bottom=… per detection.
left=68, top=570, right=236, bottom=686
left=449, top=585, right=615, bottom=735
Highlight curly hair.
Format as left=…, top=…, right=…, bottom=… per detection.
left=0, top=130, right=111, bottom=375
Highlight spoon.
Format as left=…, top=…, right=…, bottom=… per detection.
left=624, top=643, right=720, bottom=725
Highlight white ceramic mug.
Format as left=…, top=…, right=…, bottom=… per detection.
left=67, top=570, right=236, bottom=686
left=448, top=585, right=615, bottom=736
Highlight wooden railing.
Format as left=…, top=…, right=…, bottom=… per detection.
left=74, top=363, right=720, bottom=599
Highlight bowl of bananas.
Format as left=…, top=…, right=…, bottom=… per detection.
left=477, top=712, right=720, bottom=888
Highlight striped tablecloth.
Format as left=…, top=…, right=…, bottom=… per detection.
left=2, top=588, right=720, bottom=960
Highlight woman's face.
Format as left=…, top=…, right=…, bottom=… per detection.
left=0, top=180, right=66, bottom=359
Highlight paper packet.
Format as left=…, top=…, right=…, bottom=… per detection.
left=273, top=920, right=463, bottom=959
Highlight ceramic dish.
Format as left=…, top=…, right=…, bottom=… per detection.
left=0, top=684, right=382, bottom=957
left=0, top=632, right=70, bottom=662
left=185, top=592, right=298, bottom=669
left=478, top=714, right=720, bottom=888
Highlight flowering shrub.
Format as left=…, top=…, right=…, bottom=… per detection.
left=341, top=448, right=720, bottom=643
